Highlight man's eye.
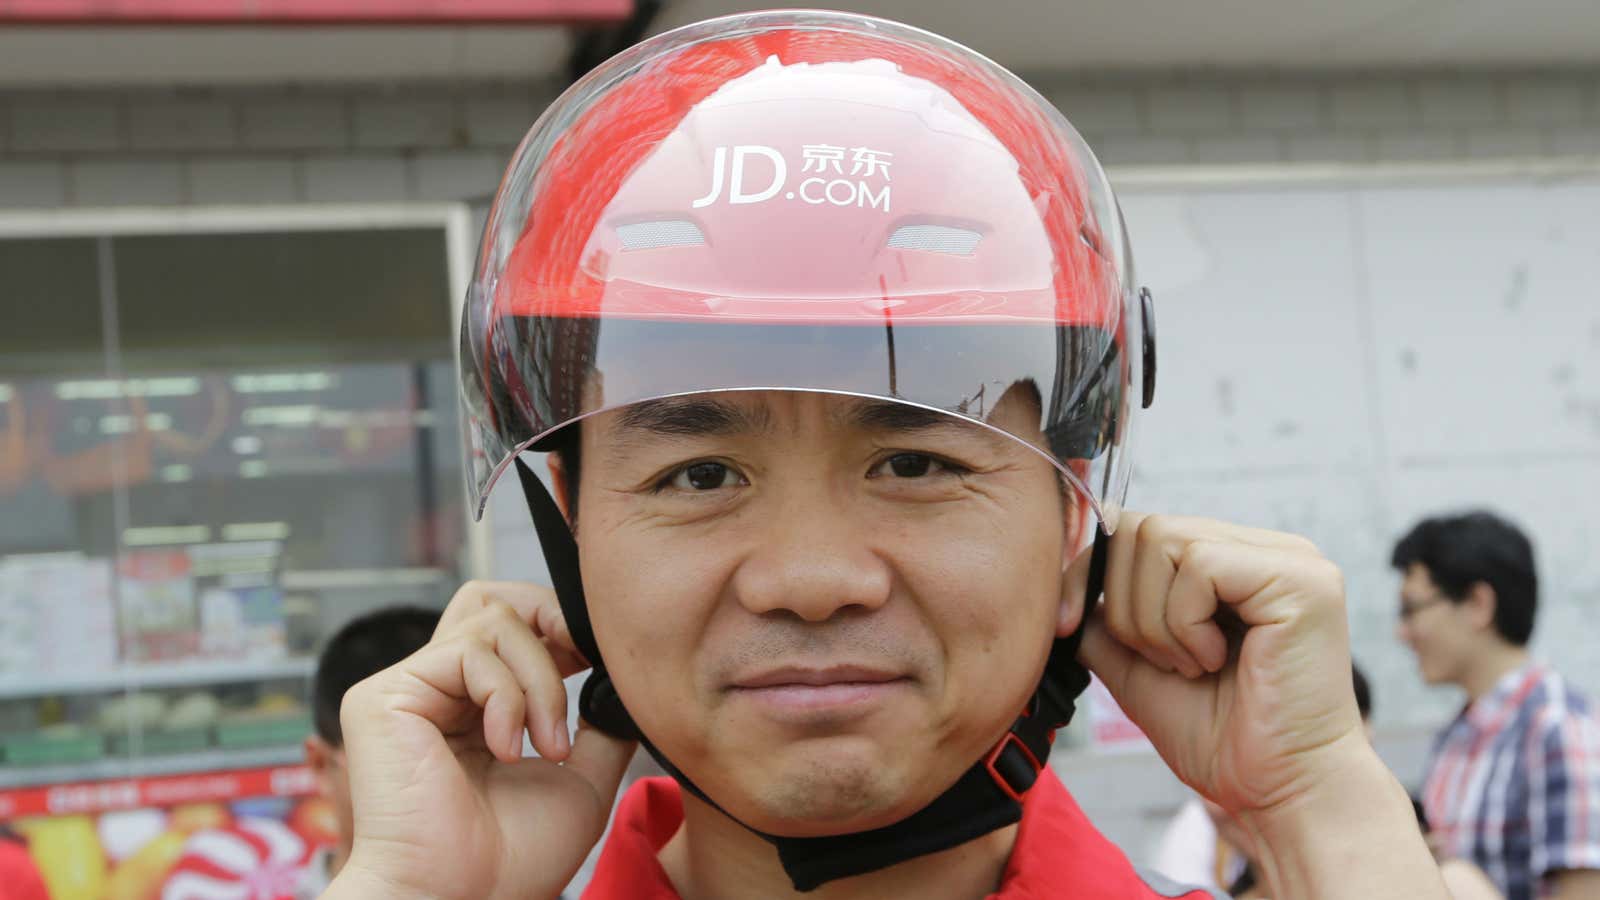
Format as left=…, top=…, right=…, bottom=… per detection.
left=871, top=453, right=951, bottom=479
left=668, top=461, right=739, bottom=491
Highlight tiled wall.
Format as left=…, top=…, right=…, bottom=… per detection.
left=3, top=70, right=1599, bottom=210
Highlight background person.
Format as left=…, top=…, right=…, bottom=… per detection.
left=1394, top=510, right=1600, bottom=900
left=297, top=606, right=442, bottom=900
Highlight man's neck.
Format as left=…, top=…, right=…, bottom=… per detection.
left=1460, top=643, right=1531, bottom=703
left=659, top=793, right=1018, bottom=900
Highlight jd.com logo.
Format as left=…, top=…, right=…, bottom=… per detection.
left=692, top=144, right=893, bottom=212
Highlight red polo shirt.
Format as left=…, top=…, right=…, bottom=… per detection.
left=583, top=770, right=1217, bottom=899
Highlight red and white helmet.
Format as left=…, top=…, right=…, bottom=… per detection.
left=459, top=9, right=1153, bottom=537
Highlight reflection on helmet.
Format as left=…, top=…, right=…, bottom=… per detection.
left=460, top=9, right=1147, bottom=535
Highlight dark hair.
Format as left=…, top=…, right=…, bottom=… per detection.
left=312, top=606, right=442, bottom=746
left=1352, top=662, right=1371, bottom=721
left=548, top=424, right=582, bottom=519
left=1390, top=510, right=1538, bottom=646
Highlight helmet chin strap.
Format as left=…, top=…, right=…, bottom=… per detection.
left=515, top=457, right=1103, bottom=892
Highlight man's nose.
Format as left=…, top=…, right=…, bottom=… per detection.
left=730, top=487, right=892, bottom=622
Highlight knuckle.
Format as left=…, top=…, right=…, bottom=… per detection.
left=484, top=598, right=523, bottom=624
left=1165, top=596, right=1196, bottom=629
left=1285, top=532, right=1321, bottom=555
left=1312, top=557, right=1347, bottom=599
left=1134, top=512, right=1168, bottom=546
left=533, top=600, right=569, bottom=636
left=1177, top=537, right=1218, bottom=571
left=450, top=631, right=495, bottom=660
left=1103, top=600, right=1138, bottom=644
left=452, top=579, right=495, bottom=606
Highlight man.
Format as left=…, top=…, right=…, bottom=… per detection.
left=323, top=11, right=1447, bottom=899
left=297, top=606, right=440, bottom=899
left=1395, top=511, right=1600, bottom=900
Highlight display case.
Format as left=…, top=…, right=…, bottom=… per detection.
left=0, top=207, right=483, bottom=895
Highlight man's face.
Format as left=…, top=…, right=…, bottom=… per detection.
left=1395, top=563, right=1477, bottom=687
left=574, top=389, right=1077, bottom=836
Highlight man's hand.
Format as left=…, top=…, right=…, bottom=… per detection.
left=1072, top=513, right=1447, bottom=900
left=323, top=581, right=635, bottom=900
left=1549, top=868, right=1600, bottom=899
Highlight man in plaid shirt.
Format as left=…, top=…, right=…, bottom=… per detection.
left=1394, top=511, right=1600, bottom=900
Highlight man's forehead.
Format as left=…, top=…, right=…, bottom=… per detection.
left=594, top=392, right=1002, bottom=442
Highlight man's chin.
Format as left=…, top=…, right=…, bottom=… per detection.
left=712, top=750, right=934, bottom=837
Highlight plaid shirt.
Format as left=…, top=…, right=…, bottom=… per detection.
left=1422, top=662, right=1600, bottom=900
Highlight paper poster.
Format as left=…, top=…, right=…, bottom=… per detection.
left=1, top=765, right=334, bottom=900
left=1084, top=674, right=1155, bottom=754
left=0, top=554, right=117, bottom=678
left=118, top=551, right=199, bottom=663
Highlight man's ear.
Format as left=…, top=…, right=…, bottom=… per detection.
left=1056, top=585, right=1086, bottom=638
left=1056, top=540, right=1092, bottom=638
left=546, top=455, right=574, bottom=524
left=1056, top=506, right=1092, bottom=637
left=1465, top=581, right=1498, bottom=633
left=304, top=735, right=336, bottom=791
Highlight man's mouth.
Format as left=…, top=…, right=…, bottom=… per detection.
left=728, top=665, right=912, bottom=716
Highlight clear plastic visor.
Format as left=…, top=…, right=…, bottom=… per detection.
left=461, top=298, right=1143, bottom=532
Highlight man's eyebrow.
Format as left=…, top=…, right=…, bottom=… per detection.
left=843, top=398, right=1008, bottom=438
left=614, top=396, right=770, bottom=438
left=840, top=399, right=1023, bottom=454
left=841, top=399, right=968, bottom=433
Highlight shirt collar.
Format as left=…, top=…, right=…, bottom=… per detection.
left=1464, top=661, right=1543, bottom=731
left=585, top=767, right=1159, bottom=899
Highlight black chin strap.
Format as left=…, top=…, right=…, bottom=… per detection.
left=515, top=457, right=1105, bottom=892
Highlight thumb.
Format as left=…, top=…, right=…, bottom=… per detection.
left=562, top=720, right=636, bottom=811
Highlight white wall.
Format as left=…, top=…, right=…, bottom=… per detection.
left=1058, top=171, right=1600, bottom=862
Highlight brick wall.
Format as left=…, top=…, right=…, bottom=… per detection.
left=3, top=70, right=1599, bottom=210
left=0, top=82, right=559, bottom=207
left=1040, top=70, right=1600, bottom=166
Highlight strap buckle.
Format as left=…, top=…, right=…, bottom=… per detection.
left=983, top=731, right=1043, bottom=803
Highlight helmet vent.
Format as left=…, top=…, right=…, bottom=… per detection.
left=616, top=219, right=706, bottom=250
left=886, top=224, right=983, bottom=256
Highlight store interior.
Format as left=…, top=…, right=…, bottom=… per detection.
left=0, top=221, right=469, bottom=792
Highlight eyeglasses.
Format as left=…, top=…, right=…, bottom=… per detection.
left=1397, top=595, right=1448, bottom=622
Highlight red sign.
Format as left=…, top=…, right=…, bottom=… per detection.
left=0, top=1, right=631, bottom=25
left=0, top=764, right=315, bottom=819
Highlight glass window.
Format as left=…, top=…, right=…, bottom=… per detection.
left=0, top=222, right=472, bottom=799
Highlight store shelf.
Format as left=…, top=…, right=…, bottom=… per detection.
left=280, top=567, right=448, bottom=590
left=0, top=658, right=314, bottom=700
left=0, top=744, right=304, bottom=789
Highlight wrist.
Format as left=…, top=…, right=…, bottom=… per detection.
left=323, top=853, right=442, bottom=900
left=1238, top=738, right=1447, bottom=900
